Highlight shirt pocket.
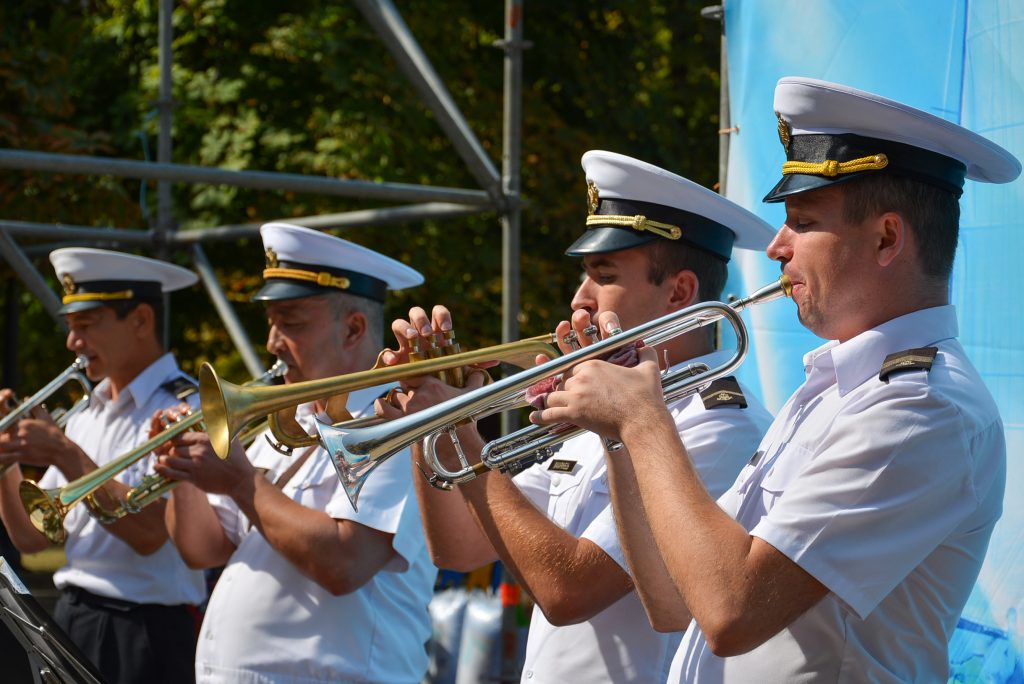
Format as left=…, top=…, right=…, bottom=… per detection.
left=288, top=473, right=336, bottom=510
left=546, top=469, right=587, bottom=523
left=758, top=444, right=813, bottom=504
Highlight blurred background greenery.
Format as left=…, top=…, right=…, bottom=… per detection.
left=0, top=0, right=721, bottom=390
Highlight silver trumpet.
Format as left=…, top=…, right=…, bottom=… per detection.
left=0, top=356, right=92, bottom=477
left=316, top=276, right=791, bottom=510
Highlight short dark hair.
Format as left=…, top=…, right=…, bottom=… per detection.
left=643, top=240, right=728, bottom=302
left=324, top=291, right=384, bottom=348
left=108, top=298, right=165, bottom=345
left=839, top=174, right=961, bottom=280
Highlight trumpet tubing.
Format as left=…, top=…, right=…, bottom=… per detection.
left=201, top=334, right=560, bottom=460
left=0, top=357, right=92, bottom=477
left=317, top=276, right=792, bottom=509
left=20, top=361, right=287, bottom=544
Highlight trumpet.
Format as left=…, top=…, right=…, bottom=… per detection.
left=0, top=356, right=92, bottom=477
left=200, top=333, right=560, bottom=460
left=19, top=361, right=287, bottom=544
left=316, top=276, right=792, bottom=509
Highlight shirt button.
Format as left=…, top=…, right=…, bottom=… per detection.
left=526, top=672, right=534, bottom=679
left=552, top=476, right=561, bottom=487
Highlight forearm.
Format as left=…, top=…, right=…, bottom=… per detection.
left=605, top=448, right=692, bottom=632
left=621, top=406, right=798, bottom=653
left=0, top=467, right=50, bottom=553
left=166, top=482, right=235, bottom=568
left=88, top=480, right=169, bottom=555
left=231, top=472, right=390, bottom=595
left=412, top=436, right=498, bottom=571
left=461, top=471, right=632, bottom=626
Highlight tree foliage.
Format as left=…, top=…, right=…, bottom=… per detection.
left=0, top=0, right=721, bottom=389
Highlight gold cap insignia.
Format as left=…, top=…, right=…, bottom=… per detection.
left=61, top=274, right=77, bottom=295
left=264, top=247, right=279, bottom=269
left=586, top=181, right=600, bottom=215
left=776, top=112, right=792, bottom=153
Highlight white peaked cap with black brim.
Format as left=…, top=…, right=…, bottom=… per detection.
left=253, top=222, right=424, bottom=303
left=764, top=77, right=1021, bottom=203
left=567, top=150, right=777, bottom=261
left=49, top=247, right=198, bottom=315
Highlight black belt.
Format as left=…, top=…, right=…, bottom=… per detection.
left=60, top=585, right=188, bottom=613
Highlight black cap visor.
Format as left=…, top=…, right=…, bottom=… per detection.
left=764, top=133, right=967, bottom=203
left=565, top=226, right=660, bottom=256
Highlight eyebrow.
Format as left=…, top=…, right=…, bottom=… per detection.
left=582, top=257, right=616, bottom=270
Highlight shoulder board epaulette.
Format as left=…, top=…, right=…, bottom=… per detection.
left=161, top=376, right=199, bottom=400
left=700, top=376, right=747, bottom=410
left=878, top=347, right=938, bottom=383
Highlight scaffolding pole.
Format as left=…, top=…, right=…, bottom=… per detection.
left=352, top=0, right=504, bottom=206
left=0, top=231, right=66, bottom=329
left=0, top=150, right=495, bottom=207
left=170, top=203, right=489, bottom=244
left=191, top=245, right=264, bottom=378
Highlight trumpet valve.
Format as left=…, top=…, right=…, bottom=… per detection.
left=439, top=330, right=464, bottom=386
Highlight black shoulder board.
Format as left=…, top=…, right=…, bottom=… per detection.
left=161, top=376, right=199, bottom=401
left=700, top=376, right=747, bottom=410
left=878, top=347, right=938, bottom=383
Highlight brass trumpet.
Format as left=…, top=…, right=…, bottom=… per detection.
left=316, top=277, right=792, bottom=509
left=0, top=356, right=92, bottom=477
left=200, top=333, right=560, bottom=460
left=19, top=361, right=287, bottom=544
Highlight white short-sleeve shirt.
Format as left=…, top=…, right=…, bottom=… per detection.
left=672, top=306, right=1006, bottom=683
left=514, top=351, right=774, bottom=684
left=195, top=385, right=437, bottom=684
left=39, top=352, right=207, bottom=605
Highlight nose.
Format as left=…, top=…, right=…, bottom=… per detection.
left=766, top=225, right=794, bottom=264
left=66, top=329, right=82, bottom=352
left=570, top=277, right=597, bottom=315
left=265, top=325, right=284, bottom=356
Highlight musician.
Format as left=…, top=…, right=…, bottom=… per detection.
left=154, top=222, right=436, bottom=683
left=379, top=151, right=776, bottom=683
left=532, top=78, right=1020, bottom=681
left=0, top=248, right=204, bottom=683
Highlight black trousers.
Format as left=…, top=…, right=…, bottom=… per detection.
left=54, top=586, right=197, bottom=684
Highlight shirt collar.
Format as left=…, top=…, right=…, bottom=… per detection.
left=801, top=305, right=959, bottom=397
left=120, top=352, right=183, bottom=408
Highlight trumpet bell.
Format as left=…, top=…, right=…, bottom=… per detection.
left=315, top=419, right=380, bottom=511
left=19, top=480, right=67, bottom=544
left=199, top=363, right=234, bottom=461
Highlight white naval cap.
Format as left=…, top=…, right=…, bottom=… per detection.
left=764, top=76, right=1021, bottom=202
left=253, top=222, right=423, bottom=303
left=566, top=150, right=776, bottom=261
left=49, top=247, right=198, bottom=315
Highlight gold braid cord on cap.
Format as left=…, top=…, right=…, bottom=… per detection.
left=62, top=290, right=135, bottom=304
left=263, top=267, right=351, bottom=291
left=783, top=153, right=889, bottom=178
left=585, top=214, right=682, bottom=240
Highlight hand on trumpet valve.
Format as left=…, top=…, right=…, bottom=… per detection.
left=374, top=304, right=495, bottom=421
left=0, top=407, right=69, bottom=470
left=528, top=312, right=663, bottom=444
left=153, top=424, right=253, bottom=496
left=147, top=404, right=192, bottom=452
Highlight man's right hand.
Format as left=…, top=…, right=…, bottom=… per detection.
left=376, top=304, right=491, bottom=418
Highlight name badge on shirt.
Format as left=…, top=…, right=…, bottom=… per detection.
left=547, top=459, right=577, bottom=473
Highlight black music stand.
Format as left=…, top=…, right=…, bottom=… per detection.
left=0, top=556, right=105, bottom=684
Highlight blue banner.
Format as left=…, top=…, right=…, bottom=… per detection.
left=723, top=1, right=1024, bottom=680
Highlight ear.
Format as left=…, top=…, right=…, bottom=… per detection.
left=131, top=302, right=156, bottom=338
left=875, top=211, right=906, bottom=268
left=666, top=269, right=700, bottom=311
left=342, top=310, right=368, bottom=349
